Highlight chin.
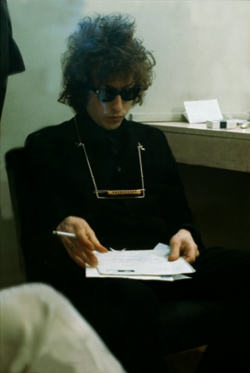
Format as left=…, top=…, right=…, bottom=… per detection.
left=102, top=122, right=122, bottom=130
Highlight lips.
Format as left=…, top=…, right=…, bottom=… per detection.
left=106, top=116, right=123, bottom=121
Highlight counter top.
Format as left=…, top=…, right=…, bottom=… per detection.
left=145, top=122, right=250, bottom=141
left=144, top=122, right=250, bottom=172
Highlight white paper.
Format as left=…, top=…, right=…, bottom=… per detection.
left=86, top=267, right=191, bottom=282
left=85, top=243, right=195, bottom=281
left=184, top=99, right=223, bottom=124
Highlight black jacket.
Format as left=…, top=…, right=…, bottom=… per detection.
left=23, top=112, right=201, bottom=276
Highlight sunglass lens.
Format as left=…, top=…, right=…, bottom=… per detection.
left=121, top=87, right=140, bottom=101
left=96, top=87, right=141, bottom=102
left=97, top=89, right=115, bottom=102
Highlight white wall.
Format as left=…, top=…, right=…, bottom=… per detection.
left=84, top=0, right=250, bottom=121
left=1, top=0, right=83, bottom=288
left=1, top=0, right=249, bottom=288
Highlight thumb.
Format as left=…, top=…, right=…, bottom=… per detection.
left=168, top=242, right=180, bottom=262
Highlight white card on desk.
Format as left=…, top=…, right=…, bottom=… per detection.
left=184, top=99, right=223, bottom=124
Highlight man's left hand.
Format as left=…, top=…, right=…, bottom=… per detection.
left=168, top=229, right=199, bottom=264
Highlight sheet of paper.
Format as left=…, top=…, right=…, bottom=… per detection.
left=85, top=243, right=195, bottom=280
left=86, top=266, right=191, bottom=282
left=184, top=99, right=223, bottom=124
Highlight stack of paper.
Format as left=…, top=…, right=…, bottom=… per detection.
left=86, top=243, right=195, bottom=282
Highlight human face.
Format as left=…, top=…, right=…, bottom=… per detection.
left=85, top=80, right=135, bottom=130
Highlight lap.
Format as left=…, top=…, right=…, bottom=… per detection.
left=51, top=246, right=250, bottom=311
left=43, top=246, right=250, bottom=371
left=192, top=246, right=250, bottom=299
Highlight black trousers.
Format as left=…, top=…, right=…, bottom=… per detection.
left=34, top=246, right=250, bottom=373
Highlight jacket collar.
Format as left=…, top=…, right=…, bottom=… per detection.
left=75, top=111, right=139, bottom=159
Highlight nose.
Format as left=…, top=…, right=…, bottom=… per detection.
left=110, top=94, right=124, bottom=112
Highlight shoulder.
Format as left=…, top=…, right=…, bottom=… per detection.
left=128, top=119, right=165, bottom=135
left=24, top=117, right=77, bottom=163
left=127, top=119, right=169, bottom=146
left=126, top=120, right=175, bottom=163
left=25, top=117, right=75, bottom=144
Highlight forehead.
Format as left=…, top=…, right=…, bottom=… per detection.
left=100, top=78, right=134, bottom=89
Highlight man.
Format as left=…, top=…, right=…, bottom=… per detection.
left=23, top=14, right=250, bottom=373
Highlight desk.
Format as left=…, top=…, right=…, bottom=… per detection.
left=145, top=122, right=250, bottom=173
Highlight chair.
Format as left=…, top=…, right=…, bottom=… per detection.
left=5, top=147, right=223, bottom=373
left=5, top=148, right=30, bottom=245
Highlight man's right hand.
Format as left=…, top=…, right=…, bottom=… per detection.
left=56, top=216, right=108, bottom=268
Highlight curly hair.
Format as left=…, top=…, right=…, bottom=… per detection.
left=58, top=13, right=156, bottom=113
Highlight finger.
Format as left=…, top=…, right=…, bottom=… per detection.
left=79, top=248, right=98, bottom=267
left=66, top=244, right=86, bottom=268
left=88, top=236, right=108, bottom=253
left=57, top=217, right=107, bottom=252
left=168, top=243, right=180, bottom=262
left=72, top=254, right=86, bottom=268
left=60, top=236, right=76, bottom=252
left=77, top=228, right=108, bottom=253
left=182, top=247, right=200, bottom=263
left=68, top=244, right=98, bottom=268
left=183, top=253, right=196, bottom=264
left=60, top=234, right=98, bottom=267
left=73, top=244, right=98, bottom=267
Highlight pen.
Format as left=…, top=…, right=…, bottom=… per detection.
left=53, top=231, right=76, bottom=238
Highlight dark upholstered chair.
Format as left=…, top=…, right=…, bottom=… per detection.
left=5, top=147, right=223, bottom=373
left=5, top=148, right=30, bottom=249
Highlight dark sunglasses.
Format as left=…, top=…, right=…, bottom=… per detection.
left=90, top=86, right=142, bottom=102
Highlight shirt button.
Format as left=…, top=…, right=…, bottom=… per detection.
left=116, top=166, right=121, bottom=172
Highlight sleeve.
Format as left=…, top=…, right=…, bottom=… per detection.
left=24, top=130, right=73, bottom=234
left=21, top=130, right=77, bottom=276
